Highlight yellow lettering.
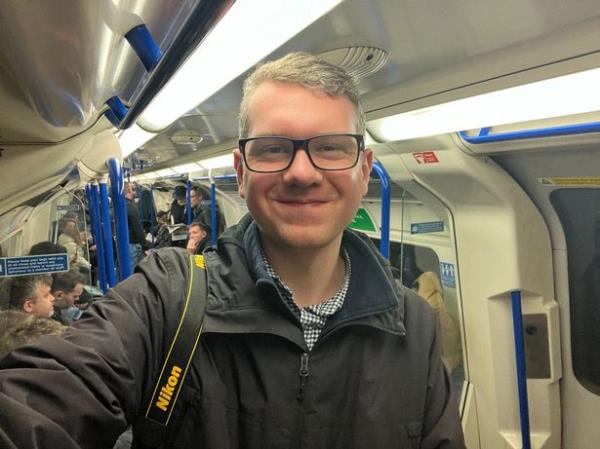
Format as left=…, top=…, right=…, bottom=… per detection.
left=155, top=395, right=169, bottom=412
left=154, top=365, right=183, bottom=412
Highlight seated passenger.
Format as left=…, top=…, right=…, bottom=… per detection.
left=399, top=245, right=462, bottom=372
left=154, top=210, right=172, bottom=249
left=186, top=220, right=211, bottom=255
left=8, top=274, right=55, bottom=318
left=28, top=241, right=68, bottom=256
left=51, top=270, right=86, bottom=325
left=57, top=217, right=91, bottom=273
left=0, top=310, right=66, bottom=360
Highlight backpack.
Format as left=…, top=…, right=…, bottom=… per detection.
left=133, top=253, right=208, bottom=448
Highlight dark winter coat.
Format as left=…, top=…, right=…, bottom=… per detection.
left=0, top=215, right=464, bottom=449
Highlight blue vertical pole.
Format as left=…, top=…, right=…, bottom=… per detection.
left=99, top=180, right=117, bottom=288
left=511, top=290, right=532, bottom=449
left=186, top=180, right=192, bottom=225
left=88, top=184, right=108, bottom=292
left=149, top=184, right=156, bottom=247
left=210, top=181, right=217, bottom=245
left=108, top=158, right=132, bottom=280
left=371, top=161, right=391, bottom=259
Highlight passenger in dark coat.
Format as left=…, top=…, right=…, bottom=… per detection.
left=0, top=52, right=465, bottom=449
left=125, top=182, right=150, bottom=267
left=170, top=185, right=187, bottom=224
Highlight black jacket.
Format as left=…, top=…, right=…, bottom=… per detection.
left=0, top=215, right=464, bottom=449
left=127, top=199, right=150, bottom=250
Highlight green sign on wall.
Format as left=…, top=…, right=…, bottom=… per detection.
left=348, top=207, right=377, bottom=232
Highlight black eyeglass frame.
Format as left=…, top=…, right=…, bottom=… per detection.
left=238, top=134, right=365, bottom=173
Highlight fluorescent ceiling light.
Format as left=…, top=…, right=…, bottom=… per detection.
left=118, top=124, right=156, bottom=158
left=138, top=0, right=342, bottom=131
left=155, top=168, right=176, bottom=177
left=172, top=162, right=203, bottom=174
left=370, top=67, right=600, bottom=142
left=198, top=154, right=233, bottom=170
left=365, top=129, right=377, bottom=146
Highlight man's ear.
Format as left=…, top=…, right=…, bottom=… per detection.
left=22, top=300, right=34, bottom=313
left=233, top=149, right=246, bottom=199
left=360, top=148, right=374, bottom=196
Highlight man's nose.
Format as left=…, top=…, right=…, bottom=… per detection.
left=283, top=148, right=322, bottom=184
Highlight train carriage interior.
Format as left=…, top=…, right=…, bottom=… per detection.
left=1, top=0, right=600, bottom=447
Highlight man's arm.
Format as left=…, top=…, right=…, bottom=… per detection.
left=0, top=249, right=190, bottom=449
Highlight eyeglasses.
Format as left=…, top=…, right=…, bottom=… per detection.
left=238, top=134, right=364, bottom=173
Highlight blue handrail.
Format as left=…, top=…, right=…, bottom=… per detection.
left=459, top=121, right=600, bottom=144
left=119, top=1, right=234, bottom=129
left=210, top=181, right=217, bottom=245
left=371, top=161, right=391, bottom=259
left=106, top=96, right=128, bottom=122
left=149, top=185, right=156, bottom=247
left=511, top=290, right=532, bottom=449
left=99, top=180, right=117, bottom=288
left=87, top=184, right=108, bottom=292
left=124, top=24, right=163, bottom=72
left=186, top=180, right=192, bottom=225
left=108, top=159, right=132, bottom=280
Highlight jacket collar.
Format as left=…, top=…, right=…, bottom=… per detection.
left=203, top=214, right=406, bottom=344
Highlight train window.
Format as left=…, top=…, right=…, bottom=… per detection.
left=550, top=188, right=600, bottom=394
left=372, top=238, right=464, bottom=390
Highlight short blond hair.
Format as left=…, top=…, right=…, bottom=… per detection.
left=239, top=52, right=365, bottom=137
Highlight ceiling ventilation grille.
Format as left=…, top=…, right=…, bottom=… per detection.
left=319, top=46, right=388, bottom=80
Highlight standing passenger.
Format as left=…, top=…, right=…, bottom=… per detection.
left=124, top=182, right=150, bottom=267
left=0, top=52, right=465, bottom=448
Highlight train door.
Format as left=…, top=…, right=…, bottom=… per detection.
left=493, top=142, right=600, bottom=449
left=367, top=134, right=561, bottom=448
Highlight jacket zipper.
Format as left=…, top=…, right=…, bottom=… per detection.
left=297, top=352, right=310, bottom=401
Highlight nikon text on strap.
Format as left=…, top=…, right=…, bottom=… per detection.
left=136, top=254, right=207, bottom=448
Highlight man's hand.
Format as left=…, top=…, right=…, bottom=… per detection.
left=186, top=238, right=198, bottom=255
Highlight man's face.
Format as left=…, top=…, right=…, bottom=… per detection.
left=125, top=185, right=134, bottom=200
left=190, top=190, right=200, bottom=208
left=234, top=80, right=372, bottom=251
left=189, top=224, right=207, bottom=243
left=24, top=283, right=55, bottom=318
left=54, top=283, right=84, bottom=310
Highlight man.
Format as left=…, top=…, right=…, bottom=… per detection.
left=125, top=182, right=150, bottom=267
left=186, top=220, right=211, bottom=255
left=51, top=270, right=86, bottom=325
left=8, top=274, right=55, bottom=318
left=189, top=185, right=225, bottom=234
left=0, top=53, right=464, bottom=448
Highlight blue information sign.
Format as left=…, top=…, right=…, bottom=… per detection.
left=0, top=254, right=69, bottom=277
left=410, top=221, right=444, bottom=234
left=439, top=262, right=456, bottom=288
